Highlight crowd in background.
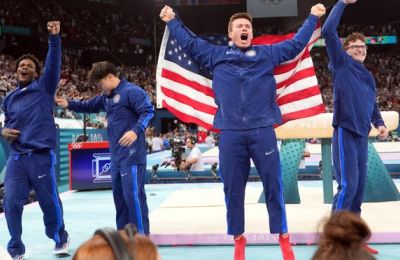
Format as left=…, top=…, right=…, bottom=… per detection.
left=1, top=0, right=400, bottom=134
left=1, top=46, right=399, bottom=125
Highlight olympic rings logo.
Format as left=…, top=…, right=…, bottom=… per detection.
left=71, top=143, right=83, bottom=149
left=259, top=0, right=284, bottom=6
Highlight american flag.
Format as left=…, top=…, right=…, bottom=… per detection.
left=156, top=24, right=325, bottom=131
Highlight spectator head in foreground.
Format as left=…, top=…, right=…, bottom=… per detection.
left=312, top=211, right=375, bottom=260
left=73, top=224, right=161, bottom=260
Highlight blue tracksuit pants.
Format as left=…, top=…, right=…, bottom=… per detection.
left=111, top=163, right=149, bottom=234
left=4, top=149, right=68, bottom=257
left=219, top=126, right=288, bottom=235
left=332, top=127, right=368, bottom=214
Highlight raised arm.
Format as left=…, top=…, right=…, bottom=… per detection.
left=321, top=0, right=357, bottom=67
left=271, top=3, right=325, bottom=65
left=160, top=5, right=215, bottom=70
left=39, top=21, right=62, bottom=96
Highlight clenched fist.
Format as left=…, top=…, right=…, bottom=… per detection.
left=311, top=3, right=326, bottom=18
left=47, top=21, right=60, bottom=35
left=159, top=5, right=176, bottom=23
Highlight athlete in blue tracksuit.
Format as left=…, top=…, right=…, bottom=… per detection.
left=1, top=22, right=69, bottom=258
left=160, top=4, right=326, bottom=259
left=56, top=61, right=154, bottom=234
left=322, top=0, right=388, bottom=215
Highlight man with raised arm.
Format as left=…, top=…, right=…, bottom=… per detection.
left=160, top=4, right=326, bottom=260
left=1, top=21, right=70, bottom=259
left=322, top=0, right=388, bottom=255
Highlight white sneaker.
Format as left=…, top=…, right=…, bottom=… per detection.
left=53, top=236, right=70, bottom=256
left=11, top=254, right=24, bottom=260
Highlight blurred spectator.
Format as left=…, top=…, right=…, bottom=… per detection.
left=312, top=211, right=375, bottom=260
left=205, top=132, right=216, bottom=147
left=179, top=136, right=204, bottom=171
left=73, top=225, right=160, bottom=260
left=151, top=133, right=163, bottom=153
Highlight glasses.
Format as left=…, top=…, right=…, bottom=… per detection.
left=346, top=45, right=367, bottom=51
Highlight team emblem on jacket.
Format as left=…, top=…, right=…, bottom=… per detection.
left=113, top=94, right=121, bottom=103
left=245, top=50, right=256, bottom=57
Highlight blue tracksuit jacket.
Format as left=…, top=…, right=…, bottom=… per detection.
left=68, top=80, right=154, bottom=166
left=322, top=0, right=385, bottom=137
left=1, top=35, right=61, bottom=153
left=167, top=14, right=318, bottom=130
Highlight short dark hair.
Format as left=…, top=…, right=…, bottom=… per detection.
left=187, top=136, right=197, bottom=144
left=343, top=32, right=366, bottom=50
left=88, top=61, right=118, bottom=83
left=228, top=12, right=252, bottom=32
left=15, top=54, right=41, bottom=75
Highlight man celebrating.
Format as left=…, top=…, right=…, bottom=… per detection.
left=322, top=0, right=388, bottom=255
left=1, top=21, right=70, bottom=259
left=55, top=61, right=154, bottom=235
left=160, top=4, right=325, bottom=260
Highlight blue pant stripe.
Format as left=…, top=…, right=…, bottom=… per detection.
left=336, top=127, right=347, bottom=211
left=131, top=165, right=144, bottom=233
left=278, top=160, right=288, bottom=233
left=50, top=150, right=62, bottom=243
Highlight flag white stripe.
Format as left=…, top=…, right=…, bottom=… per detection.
left=156, top=28, right=170, bottom=108
left=163, top=96, right=215, bottom=124
left=274, top=57, right=314, bottom=84
left=161, top=60, right=213, bottom=88
left=277, top=76, right=319, bottom=97
left=159, top=77, right=217, bottom=107
left=280, top=95, right=324, bottom=115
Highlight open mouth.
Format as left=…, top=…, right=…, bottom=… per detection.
left=240, top=33, right=248, bottom=41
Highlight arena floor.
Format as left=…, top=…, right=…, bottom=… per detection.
left=1, top=180, right=399, bottom=260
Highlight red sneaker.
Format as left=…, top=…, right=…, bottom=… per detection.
left=363, top=244, right=379, bottom=255
left=279, top=234, right=295, bottom=260
left=234, top=235, right=247, bottom=260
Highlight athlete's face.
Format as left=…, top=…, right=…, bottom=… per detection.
left=228, top=18, right=253, bottom=49
left=345, top=39, right=367, bottom=63
left=97, top=74, right=115, bottom=93
left=16, top=59, right=38, bottom=85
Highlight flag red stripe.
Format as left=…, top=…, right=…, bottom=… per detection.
left=281, top=104, right=326, bottom=122
left=276, top=85, right=321, bottom=105
left=161, top=86, right=218, bottom=115
left=162, top=100, right=215, bottom=130
left=276, top=67, right=317, bottom=90
left=252, top=33, right=295, bottom=45
left=162, top=69, right=215, bottom=98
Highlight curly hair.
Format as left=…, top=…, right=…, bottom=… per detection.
left=15, top=54, right=41, bottom=76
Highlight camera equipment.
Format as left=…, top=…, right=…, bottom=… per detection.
left=168, top=137, right=186, bottom=170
